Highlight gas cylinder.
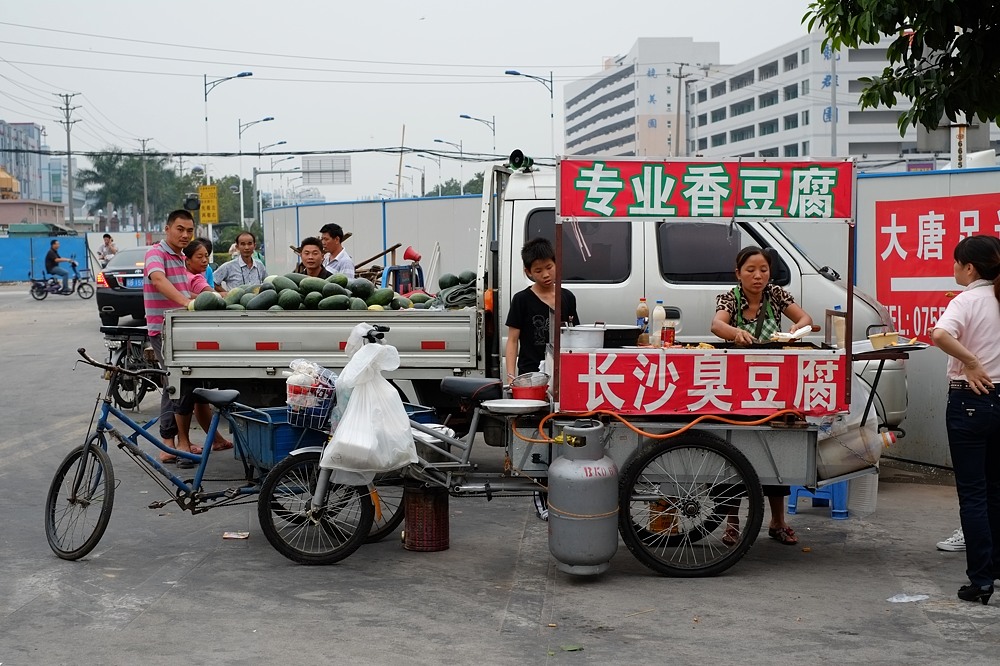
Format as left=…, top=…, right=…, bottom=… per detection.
left=547, top=420, right=619, bottom=575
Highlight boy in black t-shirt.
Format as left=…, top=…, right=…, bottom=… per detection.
left=504, top=238, right=579, bottom=381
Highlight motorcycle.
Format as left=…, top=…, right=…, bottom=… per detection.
left=30, top=260, right=95, bottom=300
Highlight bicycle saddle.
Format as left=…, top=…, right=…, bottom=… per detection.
left=192, top=387, right=241, bottom=406
left=440, top=377, right=502, bottom=401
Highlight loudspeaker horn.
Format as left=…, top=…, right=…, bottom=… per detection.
left=403, top=246, right=422, bottom=262
left=508, top=149, right=534, bottom=171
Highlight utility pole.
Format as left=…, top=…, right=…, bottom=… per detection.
left=671, top=63, right=691, bottom=157
left=138, top=138, right=152, bottom=232
left=54, top=93, right=80, bottom=226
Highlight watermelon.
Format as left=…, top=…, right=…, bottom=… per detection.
left=318, top=294, right=351, bottom=310
left=299, top=276, right=328, bottom=294
left=366, top=287, right=395, bottom=307
left=390, top=295, right=412, bottom=310
left=226, top=304, right=246, bottom=310
left=268, top=304, right=284, bottom=311
left=349, top=297, right=368, bottom=310
left=367, top=304, right=384, bottom=311
left=327, top=273, right=349, bottom=287
left=438, top=273, right=460, bottom=289
left=458, top=270, right=476, bottom=285
left=412, top=301, right=428, bottom=309
left=223, top=287, right=245, bottom=305
left=191, top=291, right=225, bottom=311
left=257, top=282, right=276, bottom=293
left=409, top=292, right=432, bottom=304
left=246, top=290, right=279, bottom=311
left=284, top=272, right=307, bottom=285
left=262, top=275, right=277, bottom=285
left=239, top=292, right=255, bottom=307
left=347, top=278, right=375, bottom=300
left=271, top=275, right=299, bottom=293
left=277, top=289, right=302, bottom=310
left=322, top=281, right=352, bottom=298
left=303, top=291, right=324, bottom=309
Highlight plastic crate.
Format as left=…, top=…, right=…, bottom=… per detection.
left=231, top=406, right=328, bottom=470
left=404, top=402, right=437, bottom=424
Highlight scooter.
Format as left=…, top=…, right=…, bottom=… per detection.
left=29, top=260, right=95, bottom=300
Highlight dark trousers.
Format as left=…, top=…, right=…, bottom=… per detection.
left=149, top=335, right=194, bottom=440
left=945, top=389, right=1000, bottom=587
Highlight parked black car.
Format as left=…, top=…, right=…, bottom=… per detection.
left=96, top=246, right=151, bottom=326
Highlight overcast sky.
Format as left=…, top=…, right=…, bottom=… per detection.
left=2, top=0, right=819, bottom=203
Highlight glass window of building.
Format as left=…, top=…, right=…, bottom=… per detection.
left=783, top=143, right=799, bottom=157
left=783, top=53, right=799, bottom=71
left=783, top=84, right=799, bottom=101
left=801, top=109, right=810, bottom=125
left=783, top=114, right=799, bottom=130
left=759, top=90, right=779, bottom=109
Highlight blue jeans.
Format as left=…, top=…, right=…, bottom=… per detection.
left=945, top=389, right=1000, bottom=587
left=50, top=266, right=70, bottom=291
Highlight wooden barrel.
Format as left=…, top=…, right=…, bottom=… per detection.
left=402, top=483, right=449, bottom=552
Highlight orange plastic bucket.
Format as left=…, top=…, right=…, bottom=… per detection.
left=512, top=385, right=547, bottom=401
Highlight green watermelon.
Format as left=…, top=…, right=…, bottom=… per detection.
left=438, top=273, right=460, bottom=289
left=318, top=294, right=351, bottom=310
left=327, top=273, right=349, bottom=287
left=239, top=292, right=255, bottom=307
left=457, top=270, right=476, bottom=285
left=192, top=291, right=225, bottom=311
left=349, top=297, right=368, bottom=310
left=409, top=292, right=431, bottom=304
left=277, top=289, right=303, bottom=310
left=284, top=272, right=307, bottom=285
left=366, top=288, right=395, bottom=307
left=303, top=291, right=324, bottom=309
left=347, top=278, right=375, bottom=300
left=299, top=276, right=327, bottom=294
left=271, top=275, right=299, bottom=293
left=226, top=304, right=246, bottom=310
left=246, top=290, right=279, bottom=311
left=322, top=281, right=352, bottom=298
left=223, top=287, right=245, bottom=305
left=268, top=304, right=284, bottom=311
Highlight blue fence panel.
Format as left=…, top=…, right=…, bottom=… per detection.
left=0, top=237, right=92, bottom=283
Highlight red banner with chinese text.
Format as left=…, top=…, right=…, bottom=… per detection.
left=875, top=193, right=1000, bottom=342
left=557, top=159, right=854, bottom=221
left=558, top=349, right=848, bottom=416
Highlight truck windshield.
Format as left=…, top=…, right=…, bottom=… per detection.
left=526, top=208, right=630, bottom=283
left=656, top=220, right=791, bottom=285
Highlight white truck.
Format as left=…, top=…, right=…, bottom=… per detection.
left=163, top=157, right=906, bottom=430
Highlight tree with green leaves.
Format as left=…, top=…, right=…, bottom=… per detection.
left=805, top=0, right=1000, bottom=134
left=425, top=171, right=484, bottom=197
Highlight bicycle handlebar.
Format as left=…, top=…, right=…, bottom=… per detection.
left=76, top=347, right=168, bottom=380
left=363, top=324, right=390, bottom=344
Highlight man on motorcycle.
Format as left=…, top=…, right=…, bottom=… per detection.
left=45, top=239, right=74, bottom=293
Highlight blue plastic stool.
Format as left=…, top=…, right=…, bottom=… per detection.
left=787, top=482, right=849, bottom=520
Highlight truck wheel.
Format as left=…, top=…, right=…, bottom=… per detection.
left=618, top=431, right=763, bottom=577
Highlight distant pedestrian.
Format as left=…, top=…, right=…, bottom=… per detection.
left=214, top=231, right=268, bottom=292
left=97, top=233, right=118, bottom=267
left=930, top=234, right=1000, bottom=605
left=320, top=223, right=354, bottom=278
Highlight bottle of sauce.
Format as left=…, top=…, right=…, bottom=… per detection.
left=650, top=300, right=666, bottom=347
left=636, top=297, right=649, bottom=345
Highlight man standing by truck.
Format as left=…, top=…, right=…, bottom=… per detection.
left=214, top=231, right=268, bottom=291
left=320, top=223, right=354, bottom=278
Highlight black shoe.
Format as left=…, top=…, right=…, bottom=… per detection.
left=176, top=457, right=196, bottom=470
left=957, top=584, right=994, bottom=605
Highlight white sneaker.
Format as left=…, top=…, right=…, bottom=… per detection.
left=533, top=491, right=549, bottom=521
left=936, top=529, right=965, bottom=552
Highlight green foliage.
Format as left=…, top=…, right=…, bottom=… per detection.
left=805, top=0, right=1000, bottom=134
left=425, top=171, right=484, bottom=196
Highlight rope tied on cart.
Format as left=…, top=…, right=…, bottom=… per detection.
left=508, top=408, right=807, bottom=444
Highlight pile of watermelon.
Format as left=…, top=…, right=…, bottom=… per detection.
left=188, top=270, right=476, bottom=312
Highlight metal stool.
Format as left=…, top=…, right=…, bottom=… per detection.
left=787, top=482, right=849, bottom=520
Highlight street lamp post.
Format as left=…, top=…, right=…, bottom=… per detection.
left=418, top=153, right=442, bottom=196
left=203, top=71, right=252, bottom=184
left=459, top=114, right=497, bottom=154
left=405, top=164, right=426, bottom=196
left=504, top=69, right=555, bottom=157
left=237, top=116, right=274, bottom=229
left=433, top=138, right=464, bottom=195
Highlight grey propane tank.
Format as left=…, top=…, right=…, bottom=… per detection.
left=547, top=419, right=619, bottom=576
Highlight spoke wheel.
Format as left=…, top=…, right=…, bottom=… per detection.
left=365, top=472, right=405, bottom=543
left=619, top=431, right=763, bottom=577
left=110, top=346, right=150, bottom=410
left=77, top=282, right=95, bottom=299
left=257, top=451, right=374, bottom=565
left=45, top=435, right=115, bottom=560
left=30, top=284, right=47, bottom=300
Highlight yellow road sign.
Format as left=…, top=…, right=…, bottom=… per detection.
left=198, top=185, right=219, bottom=224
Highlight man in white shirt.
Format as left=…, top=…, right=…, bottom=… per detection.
left=97, top=234, right=118, bottom=267
left=214, top=231, right=268, bottom=291
left=320, top=222, right=355, bottom=278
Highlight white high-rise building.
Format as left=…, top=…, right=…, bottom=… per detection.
left=686, top=31, right=999, bottom=162
left=564, top=38, right=721, bottom=157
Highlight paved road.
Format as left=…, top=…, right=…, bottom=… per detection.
left=0, top=285, right=995, bottom=664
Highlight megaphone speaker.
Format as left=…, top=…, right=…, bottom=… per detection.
left=508, top=149, right=534, bottom=171
left=403, top=246, right=422, bottom=262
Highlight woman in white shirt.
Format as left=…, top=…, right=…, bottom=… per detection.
left=931, top=234, right=1000, bottom=605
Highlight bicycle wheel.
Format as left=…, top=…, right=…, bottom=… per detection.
left=257, top=451, right=374, bottom=565
left=45, top=435, right=116, bottom=560
left=30, top=284, right=47, bottom=300
left=618, top=431, right=763, bottom=577
left=77, top=282, right=95, bottom=299
left=365, top=472, right=405, bottom=543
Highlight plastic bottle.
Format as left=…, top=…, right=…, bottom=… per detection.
left=636, top=298, right=649, bottom=345
left=650, top=300, right=666, bottom=347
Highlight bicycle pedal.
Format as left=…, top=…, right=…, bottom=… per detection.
left=148, top=500, right=169, bottom=509
left=224, top=487, right=240, bottom=499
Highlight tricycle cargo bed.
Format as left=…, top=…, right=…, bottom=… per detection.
left=162, top=309, right=480, bottom=392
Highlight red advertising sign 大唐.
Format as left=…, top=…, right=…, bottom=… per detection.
left=558, top=159, right=855, bottom=221
left=875, top=192, right=1000, bottom=342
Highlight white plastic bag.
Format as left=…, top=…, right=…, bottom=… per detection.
left=320, top=331, right=418, bottom=483
left=814, top=375, right=887, bottom=480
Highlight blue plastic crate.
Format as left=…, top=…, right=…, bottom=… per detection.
left=404, top=402, right=437, bottom=424
left=231, top=406, right=328, bottom=470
